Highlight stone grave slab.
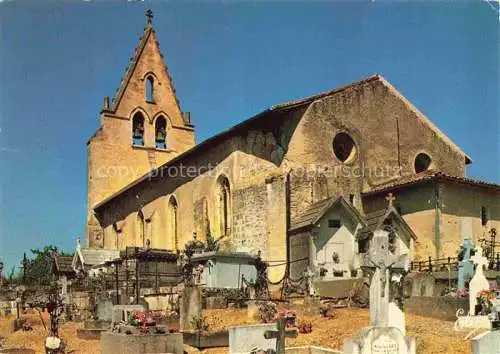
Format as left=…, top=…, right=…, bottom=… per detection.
left=344, top=326, right=415, bottom=354
left=100, top=331, right=183, bottom=354
left=471, top=330, right=500, bottom=354
left=97, top=299, right=113, bottom=322
left=111, top=304, right=145, bottom=324
left=228, top=323, right=277, bottom=353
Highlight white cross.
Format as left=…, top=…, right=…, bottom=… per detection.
left=470, top=246, right=489, bottom=275
left=385, top=193, right=396, bottom=207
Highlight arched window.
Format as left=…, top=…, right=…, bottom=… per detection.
left=414, top=153, right=432, bottom=173
left=168, top=196, right=179, bottom=250
left=132, top=112, right=145, bottom=146
left=216, top=175, right=231, bottom=236
left=155, top=116, right=167, bottom=149
left=136, top=211, right=145, bottom=247
left=146, top=76, right=154, bottom=102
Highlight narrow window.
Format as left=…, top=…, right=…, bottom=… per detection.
left=155, top=116, right=167, bottom=149
left=349, top=194, right=355, bottom=204
left=216, top=176, right=231, bottom=236
left=146, top=76, right=154, bottom=102
left=168, top=196, right=178, bottom=250
left=132, top=112, right=145, bottom=146
left=481, top=206, right=488, bottom=226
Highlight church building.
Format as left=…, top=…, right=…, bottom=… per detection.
left=86, top=12, right=500, bottom=281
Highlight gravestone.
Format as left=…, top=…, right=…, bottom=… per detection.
left=471, top=330, right=500, bottom=354
left=228, top=323, right=277, bottom=354
left=343, top=229, right=415, bottom=354
left=457, top=238, right=475, bottom=291
left=180, top=285, right=202, bottom=331
left=97, top=299, right=113, bottom=322
left=111, top=304, right=145, bottom=324
left=469, top=246, right=490, bottom=315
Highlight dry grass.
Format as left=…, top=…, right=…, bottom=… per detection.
left=0, top=306, right=474, bottom=354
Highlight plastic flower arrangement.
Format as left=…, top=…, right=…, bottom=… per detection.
left=476, top=289, right=495, bottom=315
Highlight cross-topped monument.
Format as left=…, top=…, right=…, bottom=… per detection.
left=365, top=229, right=409, bottom=333
left=146, top=9, right=154, bottom=25
left=469, top=245, right=490, bottom=315
left=263, top=318, right=298, bottom=354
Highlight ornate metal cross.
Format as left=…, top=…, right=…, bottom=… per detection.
left=146, top=9, right=154, bottom=24
left=264, top=318, right=298, bottom=354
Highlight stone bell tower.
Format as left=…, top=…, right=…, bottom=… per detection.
left=86, top=10, right=196, bottom=248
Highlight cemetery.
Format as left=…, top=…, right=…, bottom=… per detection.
left=1, top=213, right=500, bottom=354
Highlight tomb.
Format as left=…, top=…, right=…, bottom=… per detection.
left=190, top=251, right=258, bottom=289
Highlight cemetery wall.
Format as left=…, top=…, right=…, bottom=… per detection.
left=405, top=296, right=468, bottom=321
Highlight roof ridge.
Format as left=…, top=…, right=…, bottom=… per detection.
left=110, top=23, right=181, bottom=113
left=271, top=74, right=381, bottom=110
left=378, top=78, right=472, bottom=164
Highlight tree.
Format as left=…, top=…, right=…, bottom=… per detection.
left=22, top=245, right=70, bottom=285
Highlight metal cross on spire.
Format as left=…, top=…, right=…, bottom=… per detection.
left=146, top=9, right=154, bottom=25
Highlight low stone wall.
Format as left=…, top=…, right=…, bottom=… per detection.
left=405, top=296, right=468, bottom=321
left=313, top=278, right=361, bottom=298
left=100, top=332, right=183, bottom=354
left=183, top=330, right=229, bottom=348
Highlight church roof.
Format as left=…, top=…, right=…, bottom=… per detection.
left=362, top=171, right=500, bottom=196
left=108, top=18, right=181, bottom=115
left=94, top=75, right=473, bottom=211
left=289, top=196, right=365, bottom=234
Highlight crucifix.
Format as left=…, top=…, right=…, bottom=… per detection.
left=385, top=192, right=396, bottom=207
left=263, top=318, right=298, bottom=354
left=146, top=9, right=154, bottom=25
left=364, top=229, right=409, bottom=330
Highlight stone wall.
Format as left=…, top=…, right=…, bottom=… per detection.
left=405, top=296, right=468, bottom=321
left=363, top=181, right=500, bottom=260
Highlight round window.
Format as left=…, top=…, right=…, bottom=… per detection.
left=414, top=153, right=432, bottom=173
left=333, top=132, right=357, bottom=163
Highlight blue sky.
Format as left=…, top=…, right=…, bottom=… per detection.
left=0, top=2, right=498, bottom=272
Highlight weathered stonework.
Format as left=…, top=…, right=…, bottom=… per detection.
left=86, top=22, right=195, bottom=247
left=86, top=13, right=498, bottom=283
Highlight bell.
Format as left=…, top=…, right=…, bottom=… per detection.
left=133, top=127, right=143, bottom=139
left=156, top=131, right=165, bottom=142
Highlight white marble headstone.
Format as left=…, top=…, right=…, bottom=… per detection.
left=469, top=246, right=490, bottom=315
